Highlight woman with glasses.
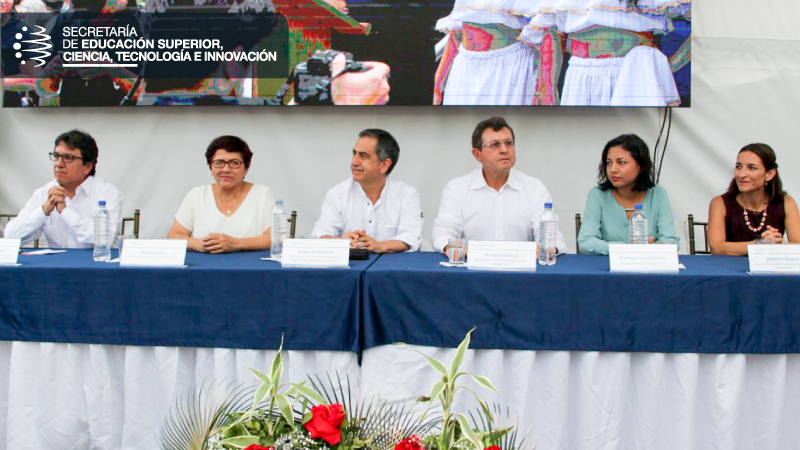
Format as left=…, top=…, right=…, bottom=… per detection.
left=168, top=136, right=276, bottom=253
left=707, top=143, right=800, bottom=255
left=577, top=133, right=679, bottom=254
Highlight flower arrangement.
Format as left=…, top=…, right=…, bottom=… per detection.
left=161, top=330, right=534, bottom=450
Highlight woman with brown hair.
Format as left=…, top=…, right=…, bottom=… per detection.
left=708, top=143, right=800, bottom=255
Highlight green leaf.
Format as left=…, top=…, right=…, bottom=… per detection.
left=290, top=382, right=327, bottom=405
left=302, top=411, right=313, bottom=425
left=275, top=394, right=295, bottom=430
left=270, top=339, right=284, bottom=384
left=218, top=435, right=262, bottom=448
left=407, top=346, right=449, bottom=378
left=450, top=328, right=474, bottom=379
left=471, top=375, right=499, bottom=394
left=429, top=381, right=446, bottom=403
left=249, top=367, right=271, bottom=385
left=456, top=413, right=483, bottom=450
left=252, top=383, right=269, bottom=412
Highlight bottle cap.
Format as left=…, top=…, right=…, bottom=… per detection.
left=634, top=204, right=643, bottom=210
left=98, top=200, right=106, bottom=206
left=544, top=202, right=552, bottom=208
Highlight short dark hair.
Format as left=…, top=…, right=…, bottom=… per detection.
left=205, top=136, right=253, bottom=169
left=727, top=143, right=785, bottom=202
left=54, top=129, right=98, bottom=176
left=359, top=129, right=400, bottom=175
left=597, top=134, right=655, bottom=192
left=472, top=116, right=515, bottom=150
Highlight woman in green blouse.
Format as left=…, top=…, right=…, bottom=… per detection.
left=578, top=134, right=679, bottom=255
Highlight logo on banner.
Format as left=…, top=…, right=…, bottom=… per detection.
left=13, top=25, right=52, bottom=67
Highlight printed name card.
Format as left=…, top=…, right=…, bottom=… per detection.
left=609, top=244, right=679, bottom=273
left=281, top=239, right=350, bottom=268
left=748, top=244, right=800, bottom=273
left=120, top=239, right=187, bottom=267
left=466, top=240, right=537, bottom=272
left=0, top=239, right=21, bottom=265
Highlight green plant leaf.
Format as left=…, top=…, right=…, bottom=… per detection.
left=450, top=328, right=474, bottom=379
left=456, top=413, right=483, bottom=450
left=275, top=394, right=295, bottom=430
left=302, top=411, right=313, bottom=425
left=251, top=384, right=269, bottom=413
left=290, top=382, right=327, bottom=405
left=471, top=375, right=499, bottom=394
left=407, top=345, right=448, bottom=378
left=219, top=435, right=262, bottom=448
left=248, top=367, right=271, bottom=385
left=270, top=339, right=284, bottom=383
left=429, top=381, right=447, bottom=403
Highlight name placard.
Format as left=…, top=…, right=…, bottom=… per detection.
left=281, top=239, right=350, bottom=268
left=609, top=244, right=679, bottom=273
left=120, top=239, right=187, bottom=267
left=0, top=239, right=21, bottom=265
left=748, top=244, right=800, bottom=273
left=467, top=240, right=537, bottom=272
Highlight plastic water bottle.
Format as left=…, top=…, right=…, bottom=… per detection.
left=93, top=200, right=111, bottom=262
left=538, top=202, right=558, bottom=266
left=630, top=204, right=648, bottom=245
left=270, top=200, right=288, bottom=259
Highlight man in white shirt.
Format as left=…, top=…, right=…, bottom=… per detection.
left=311, top=129, right=423, bottom=253
left=431, top=116, right=567, bottom=255
left=5, top=130, right=123, bottom=248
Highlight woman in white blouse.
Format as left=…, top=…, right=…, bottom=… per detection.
left=168, top=136, right=276, bottom=253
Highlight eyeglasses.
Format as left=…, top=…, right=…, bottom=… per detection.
left=211, top=159, right=244, bottom=169
left=481, top=139, right=515, bottom=150
left=49, top=152, right=84, bottom=163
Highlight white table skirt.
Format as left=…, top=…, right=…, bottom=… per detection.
left=1, top=342, right=797, bottom=450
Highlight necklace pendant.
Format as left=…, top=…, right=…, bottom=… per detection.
left=227, top=208, right=231, bottom=214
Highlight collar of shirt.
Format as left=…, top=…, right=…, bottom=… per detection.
left=66, top=176, right=96, bottom=204
left=467, top=168, right=521, bottom=192
left=352, top=177, right=389, bottom=207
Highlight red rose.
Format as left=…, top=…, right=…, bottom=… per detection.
left=304, top=403, right=346, bottom=445
left=243, top=446, right=274, bottom=450
left=395, top=435, right=426, bottom=450
left=484, top=446, right=501, bottom=450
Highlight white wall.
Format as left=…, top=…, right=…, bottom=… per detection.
left=2, top=0, right=799, bottom=253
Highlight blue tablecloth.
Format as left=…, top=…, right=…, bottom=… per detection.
left=0, top=250, right=378, bottom=352
left=361, top=253, right=800, bottom=353
left=3, top=250, right=800, bottom=354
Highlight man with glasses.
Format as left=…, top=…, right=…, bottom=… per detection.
left=311, top=128, right=423, bottom=253
left=431, top=116, right=566, bottom=256
left=5, top=130, right=123, bottom=248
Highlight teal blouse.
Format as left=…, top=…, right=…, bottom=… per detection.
left=578, top=185, right=680, bottom=255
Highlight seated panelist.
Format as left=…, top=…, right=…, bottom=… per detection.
left=167, top=136, right=275, bottom=253
left=4, top=130, right=123, bottom=248
left=431, top=116, right=567, bottom=257
left=578, top=134, right=679, bottom=255
left=708, top=143, right=800, bottom=255
left=310, top=129, right=423, bottom=253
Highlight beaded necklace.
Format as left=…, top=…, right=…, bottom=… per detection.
left=743, top=207, right=767, bottom=233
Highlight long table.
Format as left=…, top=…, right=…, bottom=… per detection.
left=0, top=250, right=379, bottom=352
left=361, top=252, right=800, bottom=353
left=4, top=250, right=798, bottom=355
left=1, top=250, right=799, bottom=450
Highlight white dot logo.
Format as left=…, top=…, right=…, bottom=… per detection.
left=12, top=24, right=52, bottom=68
